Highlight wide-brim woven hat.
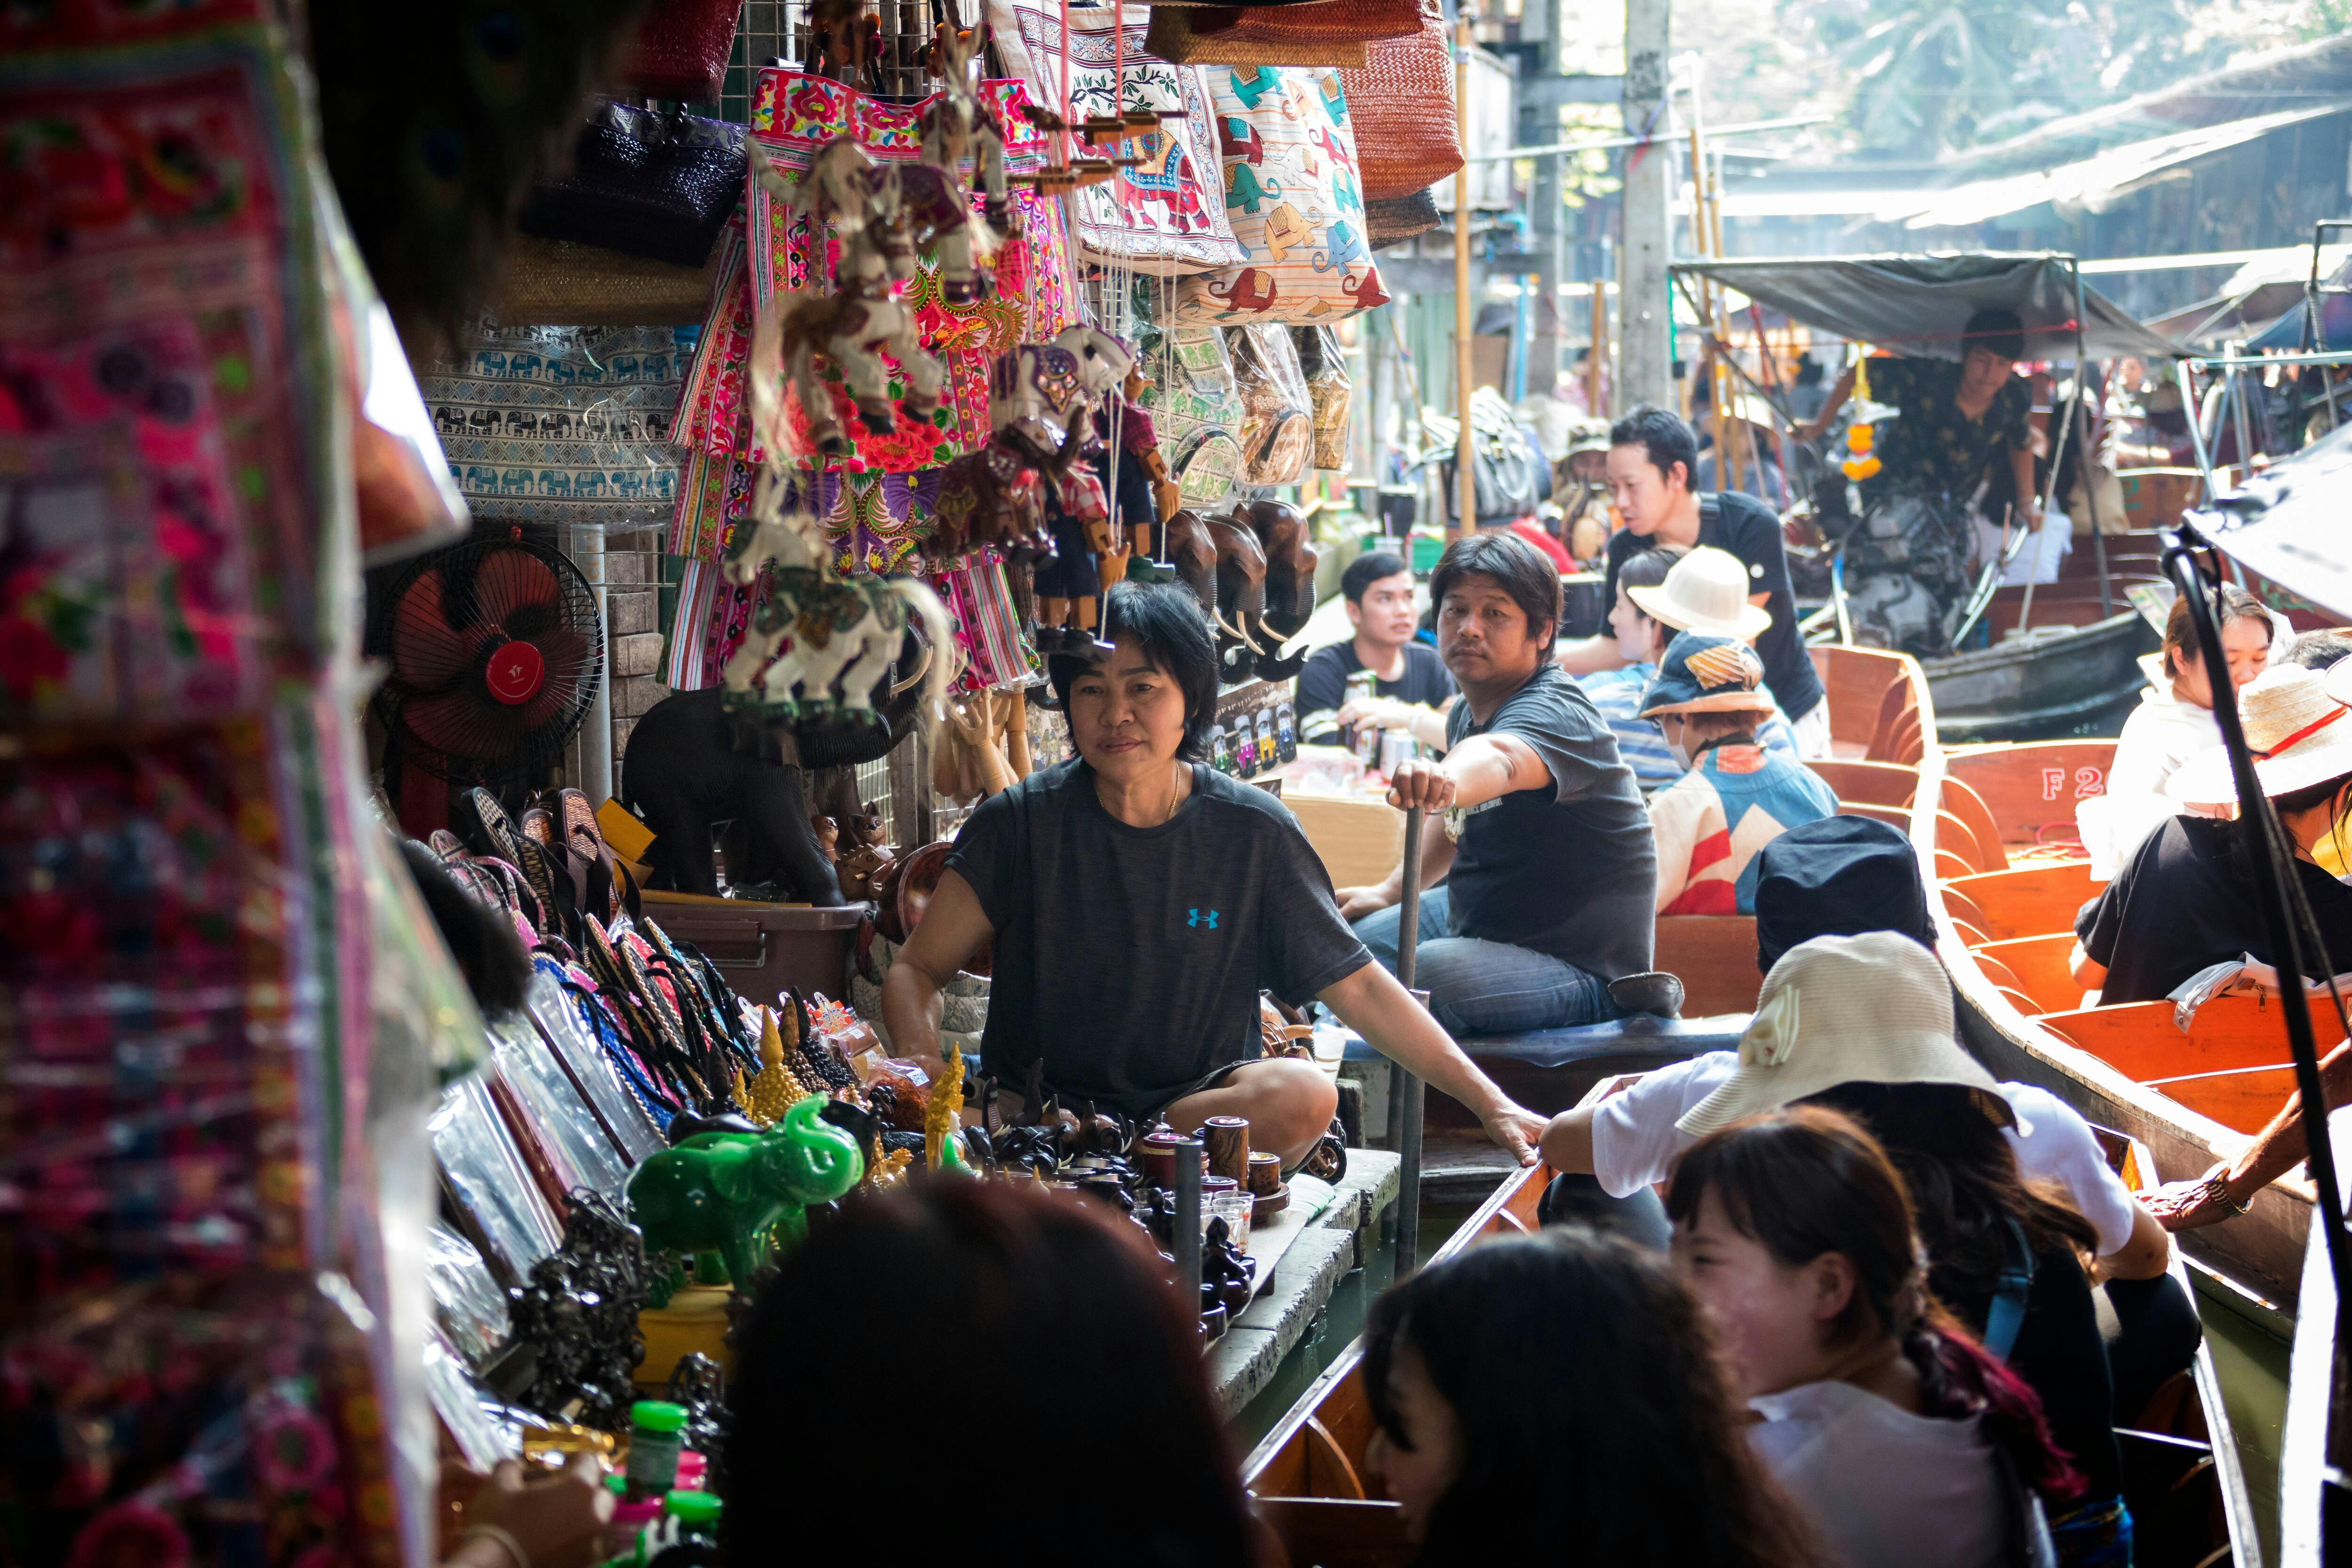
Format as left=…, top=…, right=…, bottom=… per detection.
left=2168, top=663, right=2352, bottom=804
left=1639, top=631, right=1776, bottom=716
left=1675, top=930, right=2006, bottom=1138
left=1628, top=544, right=1772, bottom=641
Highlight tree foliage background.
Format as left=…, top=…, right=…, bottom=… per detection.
left=1676, top=0, right=2329, bottom=161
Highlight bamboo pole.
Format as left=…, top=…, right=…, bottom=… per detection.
left=1588, top=280, right=1607, bottom=417
left=1454, top=13, right=1475, bottom=541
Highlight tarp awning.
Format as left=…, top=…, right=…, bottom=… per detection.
left=2200, top=420, right=2352, bottom=620
left=1672, top=253, right=2186, bottom=361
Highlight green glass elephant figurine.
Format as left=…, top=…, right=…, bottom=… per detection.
left=627, top=1094, right=865, bottom=1289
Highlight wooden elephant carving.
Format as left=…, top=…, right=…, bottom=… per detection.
left=1202, top=512, right=1270, bottom=681
left=1242, top=498, right=1319, bottom=680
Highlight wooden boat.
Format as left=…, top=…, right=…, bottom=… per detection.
left=1240, top=1077, right=2257, bottom=1568
left=2279, top=1107, right=2350, bottom=1566
left=1927, top=730, right=2320, bottom=1307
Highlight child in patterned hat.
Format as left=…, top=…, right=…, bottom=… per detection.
left=1640, top=632, right=1838, bottom=915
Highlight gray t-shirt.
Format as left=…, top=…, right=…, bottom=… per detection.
left=1443, top=665, right=1656, bottom=979
left=946, top=760, right=1371, bottom=1116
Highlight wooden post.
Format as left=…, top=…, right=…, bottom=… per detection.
left=1588, top=280, right=1607, bottom=417
left=1618, top=0, right=1671, bottom=408
left=1453, top=13, right=1475, bottom=541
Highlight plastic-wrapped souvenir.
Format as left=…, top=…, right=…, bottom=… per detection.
left=491, top=1018, right=635, bottom=1201
left=1228, top=323, right=1312, bottom=485
left=434, top=1075, right=566, bottom=1284
left=427, top=1222, right=514, bottom=1369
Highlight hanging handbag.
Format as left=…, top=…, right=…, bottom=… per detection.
left=1340, top=0, right=1464, bottom=201
left=518, top=102, right=747, bottom=269
left=1230, top=323, right=1311, bottom=486
left=419, top=325, right=691, bottom=528
left=621, top=0, right=742, bottom=102
left=1176, top=66, right=1390, bottom=325
left=1143, top=0, right=1421, bottom=70
left=984, top=0, right=1248, bottom=275
left=1364, top=188, right=1441, bottom=248
left=1293, top=325, right=1352, bottom=471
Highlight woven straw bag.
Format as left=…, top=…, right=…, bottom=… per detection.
left=1144, top=0, right=1422, bottom=68
left=498, top=237, right=723, bottom=326
left=622, top=0, right=741, bottom=101
left=1365, top=188, right=1441, bottom=247
left=1340, top=0, right=1463, bottom=201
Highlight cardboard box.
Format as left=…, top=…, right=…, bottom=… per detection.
left=1287, top=792, right=1407, bottom=889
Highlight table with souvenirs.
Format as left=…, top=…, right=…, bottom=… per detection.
left=1, top=0, right=1459, bottom=1560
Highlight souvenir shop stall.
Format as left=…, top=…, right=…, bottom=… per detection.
left=2, top=0, right=1455, bottom=1560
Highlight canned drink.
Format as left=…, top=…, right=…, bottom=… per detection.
left=1378, top=726, right=1414, bottom=777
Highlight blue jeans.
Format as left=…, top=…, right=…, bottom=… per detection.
left=1351, top=887, right=1619, bottom=1035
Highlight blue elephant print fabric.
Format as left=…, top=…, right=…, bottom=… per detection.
left=1176, top=65, right=1391, bottom=325
left=421, top=324, right=692, bottom=528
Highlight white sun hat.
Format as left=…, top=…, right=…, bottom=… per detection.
left=1674, top=930, right=2007, bottom=1138
left=1628, top=544, right=1773, bottom=641
left=2167, top=663, right=2352, bottom=805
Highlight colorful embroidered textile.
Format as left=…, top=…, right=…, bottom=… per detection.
left=1176, top=66, right=1389, bottom=324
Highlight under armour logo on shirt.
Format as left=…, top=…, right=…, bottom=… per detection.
left=1188, top=908, right=1220, bottom=930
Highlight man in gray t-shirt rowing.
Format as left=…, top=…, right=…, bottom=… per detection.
left=1338, top=533, right=1667, bottom=1035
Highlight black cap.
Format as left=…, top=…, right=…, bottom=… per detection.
left=1753, top=816, right=1936, bottom=975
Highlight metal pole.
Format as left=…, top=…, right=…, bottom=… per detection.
left=2070, top=263, right=2112, bottom=618
left=1392, top=807, right=1427, bottom=1277
left=1453, top=11, right=1476, bottom=541
left=1174, top=1135, right=1204, bottom=1327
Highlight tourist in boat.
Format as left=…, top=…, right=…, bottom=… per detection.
left=727, top=1180, right=1274, bottom=1568
left=1669, top=1106, right=2083, bottom=1568
left=2081, top=585, right=2273, bottom=879
left=1752, top=817, right=1939, bottom=970
left=1643, top=632, right=1839, bottom=915
left=1556, top=406, right=1830, bottom=756
left=1296, top=549, right=1456, bottom=756
left=1580, top=543, right=1801, bottom=789
left=2288, top=628, right=2352, bottom=672
left=2070, top=661, right=2352, bottom=1009
left=1339, top=532, right=1671, bottom=1033
left=1534, top=931, right=2173, bottom=1457
left=1361, top=1225, right=1826, bottom=1568
left=882, top=583, right=1550, bottom=1168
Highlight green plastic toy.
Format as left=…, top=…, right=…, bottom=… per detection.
left=626, top=1095, right=864, bottom=1289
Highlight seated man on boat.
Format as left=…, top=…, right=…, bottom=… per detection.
left=1556, top=406, right=1830, bottom=757
left=1580, top=544, right=1800, bottom=791
left=1641, top=632, right=1838, bottom=916
left=2070, top=662, right=2352, bottom=1009
left=1338, top=532, right=1669, bottom=1035
left=882, top=583, right=1551, bottom=1169
left=1295, top=549, right=1455, bottom=756
left=1796, top=308, right=2044, bottom=543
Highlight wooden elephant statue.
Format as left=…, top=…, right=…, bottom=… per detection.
left=626, top=1095, right=865, bottom=1289
left=933, top=438, right=1053, bottom=562
left=1241, top=498, right=1318, bottom=680
left=1202, top=511, right=1270, bottom=681
left=1161, top=508, right=1221, bottom=629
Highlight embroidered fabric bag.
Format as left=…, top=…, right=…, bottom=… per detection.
left=1176, top=66, right=1390, bottom=325
left=420, top=325, right=690, bottom=528
left=985, top=0, right=1247, bottom=275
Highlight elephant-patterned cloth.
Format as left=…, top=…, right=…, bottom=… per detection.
left=985, top=0, right=1247, bottom=276
left=419, top=324, right=693, bottom=527
left=1175, top=66, right=1390, bottom=326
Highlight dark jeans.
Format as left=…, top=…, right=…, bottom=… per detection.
left=2097, top=1273, right=2203, bottom=1423
left=1352, top=888, right=1621, bottom=1035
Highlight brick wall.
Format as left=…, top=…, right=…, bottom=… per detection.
left=604, top=526, right=666, bottom=799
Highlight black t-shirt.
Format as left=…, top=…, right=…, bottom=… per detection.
left=1295, top=640, right=1456, bottom=749
left=1943, top=1242, right=2122, bottom=1502
left=945, top=759, right=1372, bottom=1116
left=1443, top=665, right=1656, bottom=979
left=2077, top=814, right=2352, bottom=1005
left=1602, top=492, right=1825, bottom=723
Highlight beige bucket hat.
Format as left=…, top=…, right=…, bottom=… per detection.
left=1675, top=930, right=2004, bottom=1137
left=1628, top=544, right=1773, bottom=641
left=2167, top=663, right=2352, bottom=805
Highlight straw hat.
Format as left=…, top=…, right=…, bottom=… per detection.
left=2167, top=663, right=2352, bottom=805
left=1675, top=931, right=2006, bottom=1138
left=1628, top=545, right=1772, bottom=640
left=1639, top=631, right=1776, bottom=716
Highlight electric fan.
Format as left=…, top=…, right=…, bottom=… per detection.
left=369, top=528, right=603, bottom=787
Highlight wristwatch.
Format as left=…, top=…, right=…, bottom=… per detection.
left=2197, top=1174, right=2251, bottom=1217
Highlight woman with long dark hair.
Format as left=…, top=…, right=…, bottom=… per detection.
left=1669, top=1108, right=2082, bottom=1568
left=1361, top=1226, right=1824, bottom=1568
left=726, top=1180, right=1265, bottom=1568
